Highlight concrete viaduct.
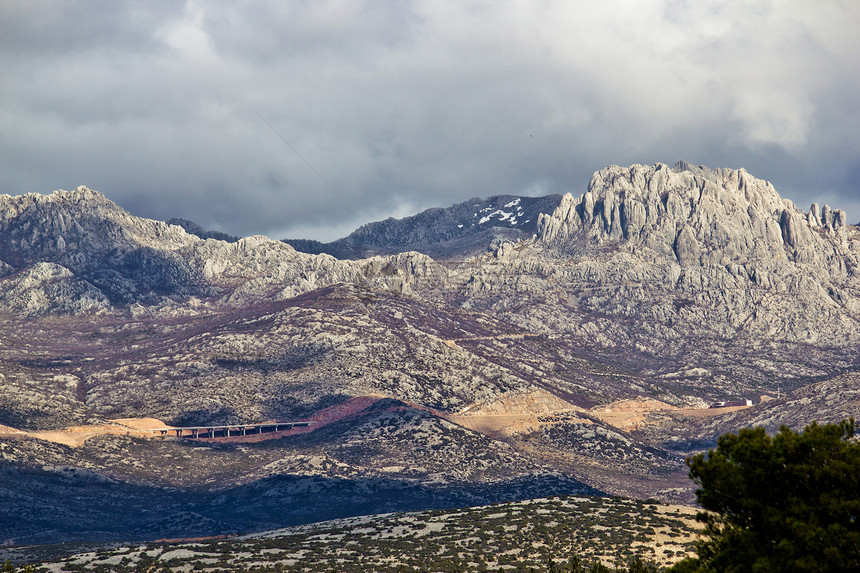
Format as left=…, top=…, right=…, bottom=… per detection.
left=148, top=421, right=314, bottom=439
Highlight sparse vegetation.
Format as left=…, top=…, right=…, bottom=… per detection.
left=7, top=496, right=700, bottom=572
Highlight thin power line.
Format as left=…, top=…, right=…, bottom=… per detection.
left=535, top=109, right=606, bottom=183
left=255, top=111, right=369, bottom=226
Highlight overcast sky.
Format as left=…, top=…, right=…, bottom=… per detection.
left=2, top=1, right=859, bottom=241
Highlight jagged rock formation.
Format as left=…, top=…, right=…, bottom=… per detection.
left=538, top=162, right=852, bottom=266
left=522, top=162, right=860, bottom=346
left=0, top=187, right=444, bottom=311
left=0, top=262, right=110, bottom=317
left=0, top=187, right=205, bottom=305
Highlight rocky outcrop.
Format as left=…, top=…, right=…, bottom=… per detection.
left=0, top=187, right=447, bottom=313
left=0, top=262, right=110, bottom=316
left=538, top=162, right=850, bottom=263
left=528, top=162, right=860, bottom=345
left=0, top=187, right=205, bottom=305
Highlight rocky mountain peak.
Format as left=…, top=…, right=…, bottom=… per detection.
left=0, top=186, right=451, bottom=313
left=0, top=185, right=198, bottom=255
left=0, top=187, right=210, bottom=307
left=286, top=194, right=563, bottom=259
left=537, top=162, right=851, bottom=271
left=525, top=162, right=860, bottom=347
left=3, top=172, right=858, bottom=349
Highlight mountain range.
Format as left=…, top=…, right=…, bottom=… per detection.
left=283, top=193, right=562, bottom=259
left=1, top=161, right=858, bottom=547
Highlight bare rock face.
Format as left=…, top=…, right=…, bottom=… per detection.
left=530, top=162, right=860, bottom=346
left=673, top=225, right=700, bottom=267
left=0, top=187, right=450, bottom=315
left=0, top=187, right=205, bottom=305
left=184, top=235, right=357, bottom=305
left=0, top=262, right=110, bottom=316
left=538, top=162, right=853, bottom=261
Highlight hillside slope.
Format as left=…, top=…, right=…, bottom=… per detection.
left=2, top=163, right=859, bottom=545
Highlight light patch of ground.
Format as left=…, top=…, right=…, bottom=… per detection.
left=591, top=398, right=679, bottom=430
left=447, top=414, right=541, bottom=434
left=0, top=423, right=25, bottom=435
left=111, top=417, right=171, bottom=430
left=458, top=388, right=580, bottom=416
left=445, top=389, right=585, bottom=435
left=0, top=420, right=167, bottom=448
left=591, top=398, right=752, bottom=429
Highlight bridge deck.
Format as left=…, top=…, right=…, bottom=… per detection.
left=147, top=421, right=315, bottom=438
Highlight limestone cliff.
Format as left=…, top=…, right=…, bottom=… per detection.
left=526, top=162, right=860, bottom=345
left=538, top=162, right=852, bottom=270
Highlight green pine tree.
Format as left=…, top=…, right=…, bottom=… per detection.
left=670, top=418, right=860, bottom=572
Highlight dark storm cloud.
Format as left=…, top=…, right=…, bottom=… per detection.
left=2, top=0, right=859, bottom=240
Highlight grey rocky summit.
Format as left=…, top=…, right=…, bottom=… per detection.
left=530, top=161, right=858, bottom=345
left=0, top=186, right=436, bottom=312
left=285, top=193, right=563, bottom=259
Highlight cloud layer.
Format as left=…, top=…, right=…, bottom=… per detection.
left=2, top=0, right=858, bottom=240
